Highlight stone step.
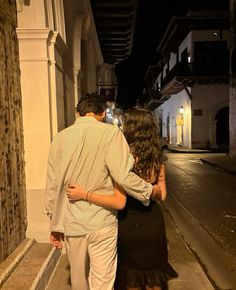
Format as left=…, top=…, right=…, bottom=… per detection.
left=0, top=239, right=61, bottom=290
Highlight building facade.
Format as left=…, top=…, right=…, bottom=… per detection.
left=0, top=0, right=119, bottom=263
left=146, top=11, right=230, bottom=150
left=16, top=0, right=115, bottom=241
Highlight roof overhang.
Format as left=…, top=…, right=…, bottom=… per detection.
left=90, top=0, right=137, bottom=65
left=157, top=13, right=229, bottom=54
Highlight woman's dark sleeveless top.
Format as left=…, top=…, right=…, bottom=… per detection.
left=114, top=192, right=178, bottom=289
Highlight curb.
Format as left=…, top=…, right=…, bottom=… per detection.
left=30, top=247, right=62, bottom=290
left=164, top=192, right=236, bottom=289
left=0, top=240, right=62, bottom=290
left=166, top=147, right=228, bottom=154
left=167, top=148, right=212, bottom=154
left=0, top=239, right=35, bottom=288
left=200, top=159, right=236, bottom=176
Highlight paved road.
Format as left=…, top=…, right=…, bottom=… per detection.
left=166, top=152, right=236, bottom=261
left=46, top=152, right=236, bottom=290
left=165, top=153, right=236, bottom=289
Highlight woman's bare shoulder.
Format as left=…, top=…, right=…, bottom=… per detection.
left=149, top=164, right=165, bottom=183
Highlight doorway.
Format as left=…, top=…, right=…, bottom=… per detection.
left=166, top=115, right=170, bottom=142
left=159, top=118, right=163, bottom=137
left=215, top=107, right=229, bottom=148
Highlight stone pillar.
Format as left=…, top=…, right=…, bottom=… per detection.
left=16, top=28, right=54, bottom=240
left=73, top=67, right=80, bottom=104
left=48, top=31, right=68, bottom=132
left=73, top=16, right=84, bottom=103
left=0, top=0, right=27, bottom=262
left=230, top=0, right=236, bottom=157
left=16, top=28, right=53, bottom=188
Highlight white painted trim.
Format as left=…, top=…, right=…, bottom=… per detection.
left=16, top=0, right=24, bottom=12
left=16, top=28, right=52, bottom=39
left=44, top=0, right=54, bottom=30
left=52, top=0, right=66, bottom=42
left=49, top=31, right=68, bottom=56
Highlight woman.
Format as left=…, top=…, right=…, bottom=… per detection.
left=67, top=107, right=178, bottom=290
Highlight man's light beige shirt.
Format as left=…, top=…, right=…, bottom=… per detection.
left=46, top=116, right=152, bottom=235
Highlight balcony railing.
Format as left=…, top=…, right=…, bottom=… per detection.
left=145, top=88, right=160, bottom=100
left=161, top=61, right=229, bottom=93
left=144, top=89, right=163, bottom=110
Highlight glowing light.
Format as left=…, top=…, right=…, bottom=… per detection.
left=113, top=118, right=119, bottom=125
left=179, top=106, right=184, bottom=114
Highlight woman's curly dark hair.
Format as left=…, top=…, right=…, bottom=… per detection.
left=123, top=107, right=166, bottom=181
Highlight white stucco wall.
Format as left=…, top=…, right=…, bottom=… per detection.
left=17, top=0, right=47, bottom=28
left=154, top=83, right=229, bottom=150
left=179, top=32, right=192, bottom=61
left=192, top=30, right=229, bottom=47
left=191, top=84, right=229, bottom=148
left=17, top=29, right=52, bottom=189
left=154, top=90, right=192, bottom=148
left=17, top=0, right=104, bottom=241
left=169, top=52, right=176, bottom=70
left=154, top=25, right=229, bottom=150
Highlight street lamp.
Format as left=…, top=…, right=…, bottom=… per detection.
left=179, top=106, right=184, bottom=145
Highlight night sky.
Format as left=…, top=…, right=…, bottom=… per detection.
left=115, top=0, right=229, bottom=109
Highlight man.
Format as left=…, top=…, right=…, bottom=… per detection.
left=45, top=93, right=159, bottom=290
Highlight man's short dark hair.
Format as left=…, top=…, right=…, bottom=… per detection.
left=76, top=93, right=107, bottom=116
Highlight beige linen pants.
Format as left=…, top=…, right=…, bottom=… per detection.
left=65, top=224, right=118, bottom=290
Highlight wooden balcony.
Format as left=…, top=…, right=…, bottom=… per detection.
left=161, top=61, right=229, bottom=96
left=145, top=89, right=163, bottom=110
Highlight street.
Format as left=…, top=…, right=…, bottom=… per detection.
left=165, top=152, right=236, bottom=289
left=40, top=152, right=236, bottom=290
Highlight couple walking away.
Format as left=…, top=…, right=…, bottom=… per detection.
left=45, top=93, right=178, bottom=290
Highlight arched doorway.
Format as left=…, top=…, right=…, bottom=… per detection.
left=166, top=114, right=170, bottom=142
left=159, top=118, right=163, bottom=137
left=215, top=107, right=229, bottom=148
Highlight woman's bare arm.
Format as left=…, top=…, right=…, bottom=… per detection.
left=66, top=183, right=127, bottom=210
left=157, top=164, right=167, bottom=201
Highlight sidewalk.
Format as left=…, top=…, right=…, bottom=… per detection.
left=163, top=206, right=215, bottom=290
left=167, top=145, right=236, bottom=175
left=2, top=146, right=235, bottom=290
left=45, top=203, right=215, bottom=290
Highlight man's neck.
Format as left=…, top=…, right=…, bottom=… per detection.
left=85, top=112, right=103, bottom=121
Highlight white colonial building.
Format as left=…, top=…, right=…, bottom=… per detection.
left=146, top=11, right=230, bottom=150
left=16, top=0, right=117, bottom=241
left=0, top=0, right=136, bottom=266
